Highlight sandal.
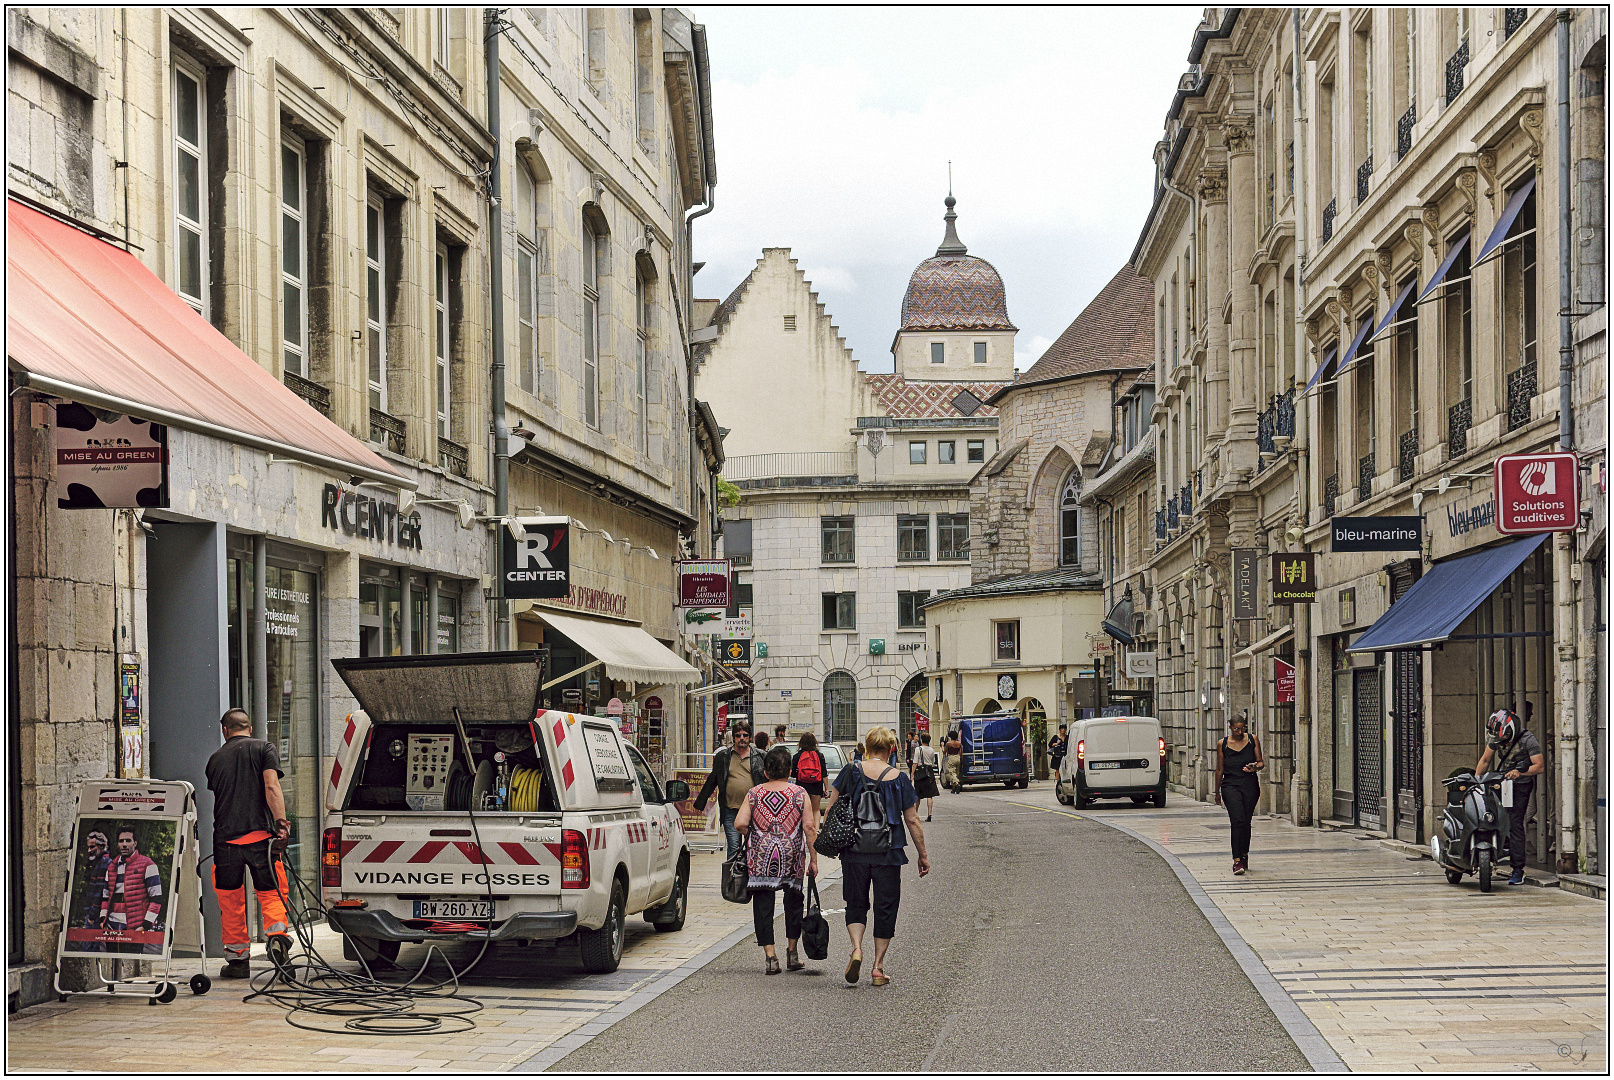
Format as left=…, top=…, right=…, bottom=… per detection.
left=765, top=955, right=781, bottom=975
left=871, top=969, right=890, bottom=986
left=786, top=947, right=803, bottom=971
left=844, top=951, right=862, bottom=984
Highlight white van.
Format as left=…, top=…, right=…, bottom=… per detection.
left=1055, top=715, right=1166, bottom=809
left=320, top=651, right=691, bottom=974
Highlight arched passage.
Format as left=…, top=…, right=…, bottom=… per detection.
left=898, top=673, right=930, bottom=747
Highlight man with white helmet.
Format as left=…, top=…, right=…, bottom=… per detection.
left=1473, top=708, right=1545, bottom=886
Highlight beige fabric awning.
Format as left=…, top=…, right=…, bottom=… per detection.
left=1234, top=625, right=1294, bottom=660
left=529, top=608, right=701, bottom=686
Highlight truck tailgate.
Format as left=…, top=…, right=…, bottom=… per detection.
left=340, top=816, right=564, bottom=895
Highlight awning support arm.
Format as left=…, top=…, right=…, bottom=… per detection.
left=542, top=658, right=603, bottom=691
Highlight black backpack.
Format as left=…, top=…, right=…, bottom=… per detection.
left=852, top=766, right=895, bottom=854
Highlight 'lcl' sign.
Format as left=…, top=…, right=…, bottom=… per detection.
left=1495, top=452, right=1580, bottom=533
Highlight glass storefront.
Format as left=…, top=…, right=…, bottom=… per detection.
left=436, top=595, right=458, bottom=652
left=359, top=563, right=402, bottom=657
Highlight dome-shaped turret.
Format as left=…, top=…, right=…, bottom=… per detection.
left=898, top=195, right=1016, bottom=332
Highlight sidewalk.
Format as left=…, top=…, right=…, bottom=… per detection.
left=1007, top=786, right=1607, bottom=1073
left=7, top=851, right=753, bottom=1073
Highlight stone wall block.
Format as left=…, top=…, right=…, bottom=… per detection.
left=46, top=650, right=100, bottom=726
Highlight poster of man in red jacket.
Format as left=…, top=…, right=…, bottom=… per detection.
left=62, top=819, right=175, bottom=957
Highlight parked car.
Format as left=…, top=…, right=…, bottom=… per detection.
left=951, top=713, right=1027, bottom=790
left=1055, top=715, right=1166, bottom=809
left=321, top=651, right=690, bottom=975
left=818, top=742, right=848, bottom=777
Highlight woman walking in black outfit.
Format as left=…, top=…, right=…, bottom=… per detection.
left=1214, top=717, right=1264, bottom=874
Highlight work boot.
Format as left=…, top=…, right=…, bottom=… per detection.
left=220, top=958, right=251, bottom=979
left=266, top=934, right=292, bottom=979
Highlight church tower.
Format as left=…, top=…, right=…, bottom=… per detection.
left=891, top=194, right=1017, bottom=381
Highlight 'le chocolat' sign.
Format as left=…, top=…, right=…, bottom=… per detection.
left=321, top=483, right=423, bottom=549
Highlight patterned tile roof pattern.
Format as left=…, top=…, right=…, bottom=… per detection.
left=924, top=566, right=1103, bottom=607
left=863, top=373, right=1008, bottom=419
left=1011, top=263, right=1155, bottom=388
left=899, top=254, right=1017, bottom=332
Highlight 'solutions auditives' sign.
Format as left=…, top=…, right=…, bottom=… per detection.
left=1270, top=553, right=1317, bottom=603
left=1330, top=516, right=1422, bottom=552
left=502, top=517, right=571, bottom=599
left=1495, top=452, right=1581, bottom=533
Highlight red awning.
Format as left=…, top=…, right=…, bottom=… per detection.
left=6, top=199, right=408, bottom=489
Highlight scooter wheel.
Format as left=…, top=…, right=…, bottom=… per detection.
left=1445, top=868, right=1463, bottom=885
left=190, top=974, right=211, bottom=996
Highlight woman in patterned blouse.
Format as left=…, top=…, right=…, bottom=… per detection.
left=735, top=745, right=819, bottom=974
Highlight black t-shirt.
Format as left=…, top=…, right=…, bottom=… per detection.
left=1500, top=730, right=1544, bottom=778
left=206, top=735, right=283, bottom=842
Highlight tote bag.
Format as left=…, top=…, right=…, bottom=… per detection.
left=720, top=834, right=751, bottom=904
left=800, top=872, right=830, bottom=960
left=813, top=770, right=860, bottom=857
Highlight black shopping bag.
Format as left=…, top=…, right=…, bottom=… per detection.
left=801, top=872, right=830, bottom=960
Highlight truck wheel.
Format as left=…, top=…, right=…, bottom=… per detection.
left=1152, top=784, right=1167, bottom=808
left=1055, top=781, right=1071, bottom=806
left=1445, top=868, right=1464, bottom=885
left=579, top=880, right=627, bottom=973
left=1017, top=776, right=1028, bottom=789
left=1478, top=849, right=1493, bottom=893
left=1075, top=784, right=1092, bottom=810
left=652, top=859, right=689, bottom=933
left=343, top=935, right=399, bottom=968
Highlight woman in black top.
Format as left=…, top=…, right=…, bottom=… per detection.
left=1214, top=717, right=1264, bottom=875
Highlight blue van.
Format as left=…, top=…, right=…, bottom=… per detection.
left=951, top=713, right=1027, bottom=790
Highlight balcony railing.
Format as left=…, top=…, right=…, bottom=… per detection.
left=369, top=407, right=406, bottom=455
left=1398, top=428, right=1418, bottom=485
left=1324, top=473, right=1340, bottom=517
left=1167, top=500, right=1180, bottom=532
left=284, top=371, right=331, bottom=417
left=1275, top=388, right=1295, bottom=438
left=1446, top=40, right=1469, bottom=106
left=1179, top=483, right=1192, bottom=516
left=1321, top=197, right=1336, bottom=243
left=1196, top=468, right=1203, bottom=497
left=1257, top=406, right=1276, bottom=466
left=1156, top=508, right=1167, bottom=541
left=1507, top=364, right=1537, bottom=431
left=1358, top=453, right=1376, bottom=504
left=938, top=547, right=968, bottom=561
left=1357, top=155, right=1373, bottom=204
left=1505, top=8, right=1528, bottom=39
left=1397, top=102, right=1416, bottom=161
left=1286, top=141, right=1294, bottom=194
left=437, top=435, right=469, bottom=478
left=1448, top=398, right=1473, bottom=457
left=723, top=450, right=858, bottom=481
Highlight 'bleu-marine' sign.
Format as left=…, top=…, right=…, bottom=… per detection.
left=1330, top=516, right=1421, bottom=552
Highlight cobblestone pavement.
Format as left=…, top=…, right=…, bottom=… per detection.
left=974, top=783, right=1608, bottom=1074
left=7, top=850, right=755, bottom=1073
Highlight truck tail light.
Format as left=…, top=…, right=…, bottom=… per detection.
left=1159, top=737, right=1167, bottom=759
left=561, top=829, right=590, bottom=889
left=322, top=827, right=342, bottom=888
left=1076, top=740, right=1084, bottom=770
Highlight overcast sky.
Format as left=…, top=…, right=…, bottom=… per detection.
left=692, top=5, right=1207, bottom=373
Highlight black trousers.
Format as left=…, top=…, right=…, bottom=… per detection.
left=751, top=886, right=803, bottom=947
left=213, top=837, right=281, bottom=892
left=1507, top=781, right=1534, bottom=871
left=1221, top=779, right=1259, bottom=860
left=842, top=861, right=902, bottom=939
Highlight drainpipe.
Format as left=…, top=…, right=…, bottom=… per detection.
left=1553, top=8, right=1579, bottom=872
left=486, top=8, right=509, bottom=651
left=1287, top=8, right=1315, bottom=827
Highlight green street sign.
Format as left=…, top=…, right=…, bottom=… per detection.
left=756, top=642, right=768, bottom=658
left=868, top=638, right=885, bottom=655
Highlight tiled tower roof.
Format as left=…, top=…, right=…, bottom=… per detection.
left=898, top=195, right=1016, bottom=333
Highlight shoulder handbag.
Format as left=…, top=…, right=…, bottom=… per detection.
left=800, top=872, right=830, bottom=960
left=813, top=769, right=859, bottom=857
left=720, top=827, right=751, bottom=904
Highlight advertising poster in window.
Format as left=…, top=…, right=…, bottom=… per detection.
left=61, top=817, right=179, bottom=958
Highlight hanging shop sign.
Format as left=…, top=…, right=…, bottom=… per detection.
left=676, top=560, right=731, bottom=607
left=1123, top=652, right=1157, bottom=680
left=53, top=404, right=168, bottom=509
left=1494, top=452, right=1581, bottom=534
left=1270, top=553, right=1317, bottom=603
left=322, top=483, right=423, bottom=549
left=1330, top=516, right=1422, bottom=552
left=680, top=607, right=725, bottom=634
left=501, top=517, right=571, bottom=599
left=717, top=638, right=751, bottom=667
left=1232, top=549, right=1258, bottom=618
left=1274, top=657, right=1296, bottom=703
left=719, top=614, right=752, bottom=638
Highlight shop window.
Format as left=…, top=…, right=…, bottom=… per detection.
left=995, top=620, right=1020, bottom=661
left=824, top=671, right=857, bottom=741
left=172, top=55, right=210, bottom=318
left=1060, top=472, right=1081, bottom=566
left=436, top=594, right=459, bottom=653
left=930, top=342, right=945, bottom=364
left=966, top=439, right=985, bottom=463
left=898, top=590, right=930, bottom=629
left=938, top=513, right=969, bottom=559
left=897, top=515, right=929, bottom=561
left=822, top=592, right=856, bottom=631
left=938, top=440, right=955, bottom=464
left=909, top=441, right=927, bottom=465
left=359, top=565, right=403, bottom=656
left=280, top=136, right=308, bottom=377
left=724, top=518, right=752, bottom=566
left=821, top=516, right=854, bottom=563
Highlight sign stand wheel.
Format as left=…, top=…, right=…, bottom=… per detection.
left=148, top=982, right=177, bottom=1006
left=189, top=973, right=211, bottom=996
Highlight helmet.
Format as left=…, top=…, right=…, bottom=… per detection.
left=1485, top=710, right=1519, bottom=750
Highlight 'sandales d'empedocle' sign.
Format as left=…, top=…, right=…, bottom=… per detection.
left=676, top=560, right=731, bottom=608
left=54, top=403, right=169, bottom=509
left=1494, top=452, right=1580, bottom=533
left=1330, top=516, right=1422, bottom=552
left=1270, top=553, right=1317, bottom=603
left=502, top=517, right=571, bottom=599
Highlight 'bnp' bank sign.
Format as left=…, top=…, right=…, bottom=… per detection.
left=503, top=517, right=571, bottom=599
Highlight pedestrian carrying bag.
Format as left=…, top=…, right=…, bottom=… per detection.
left=800, top=872, right=830, bottom=960
left=814, top=772, right=858, bottom=857
left=852, top=766, right=895, bottom=855
left=720, top=833, right=750, bottom=904
left=796, top=749, right=823, bottom=784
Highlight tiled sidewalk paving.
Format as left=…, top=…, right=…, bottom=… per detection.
left=1075, top=795, right=1606, bottom=1073
left=7, top=850, right=758, bottom=1073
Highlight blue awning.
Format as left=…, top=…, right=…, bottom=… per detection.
left=1474, top=175, right=1537, bottom=265
left=1347, top=533, right=1549, bottom=652
left=1415, top=232, right=1471, bottom=304
left=1334, top=312, right=1379, bottom=376
left=1369, top=277, right=1419, bottom=343
left=1300, top=345, right=1338, bottom=397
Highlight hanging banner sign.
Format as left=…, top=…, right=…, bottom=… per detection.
left=1331, top=516, right=1422, bottom=552
left=1274, top=657, right=1296, bottom=703
left=502, top=517, right=571, bottom=599
left=717, top=638, right=751, bottom=667
left=1271, top=553, right=1317, bottom=603
left=53, top=404, right=169, bottom=509
left=1495, top=452, right=1581, bottom=533
left=1232, top=549, right=1258, bottom=618
left=676, top=560, right=731, bottom=608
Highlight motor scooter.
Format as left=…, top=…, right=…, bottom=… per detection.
left=1430, top=770, right=1511, bottom=892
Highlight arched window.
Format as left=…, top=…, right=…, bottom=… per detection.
left=898, top=673, right=929, bottom=745
left=824, top=671, right=857, bottom=742
left=1060, top=472, right=1081, bottom=566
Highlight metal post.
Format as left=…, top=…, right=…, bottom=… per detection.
left=427, top=574, right=439, bottom=655
left=1554, top=8, right=1579, bottom=873
left=251, top=535, right=267, bottom=742
left=486, top=7, right=510, bottom=651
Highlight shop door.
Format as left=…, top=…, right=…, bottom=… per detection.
left=1353, top=669, right=1383, bottom=831
left=1388, top=561, right=1424, bottom=843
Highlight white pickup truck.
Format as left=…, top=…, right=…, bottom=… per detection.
left=320, top=651, right=691, bottom=974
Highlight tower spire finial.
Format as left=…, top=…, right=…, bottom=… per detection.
left=936, top=169, right=966, bottom=256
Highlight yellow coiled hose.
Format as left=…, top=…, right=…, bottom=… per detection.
left=508, top=766, right=545, bottom=812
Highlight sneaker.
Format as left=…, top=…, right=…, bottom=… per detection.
left=219, top=959, right=251, bottom=979
left=1508, top=869, right=1525, bottom=885
left=1233, top=858, right=1246, bottom=875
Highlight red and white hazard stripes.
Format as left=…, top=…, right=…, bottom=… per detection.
left=341, top=838, right=556, bottom=866
left=326, top=713, right=371, bottom=811
left=540, top=709, right=579, bottom=792
left=583, top=823, right=648, bottom=849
